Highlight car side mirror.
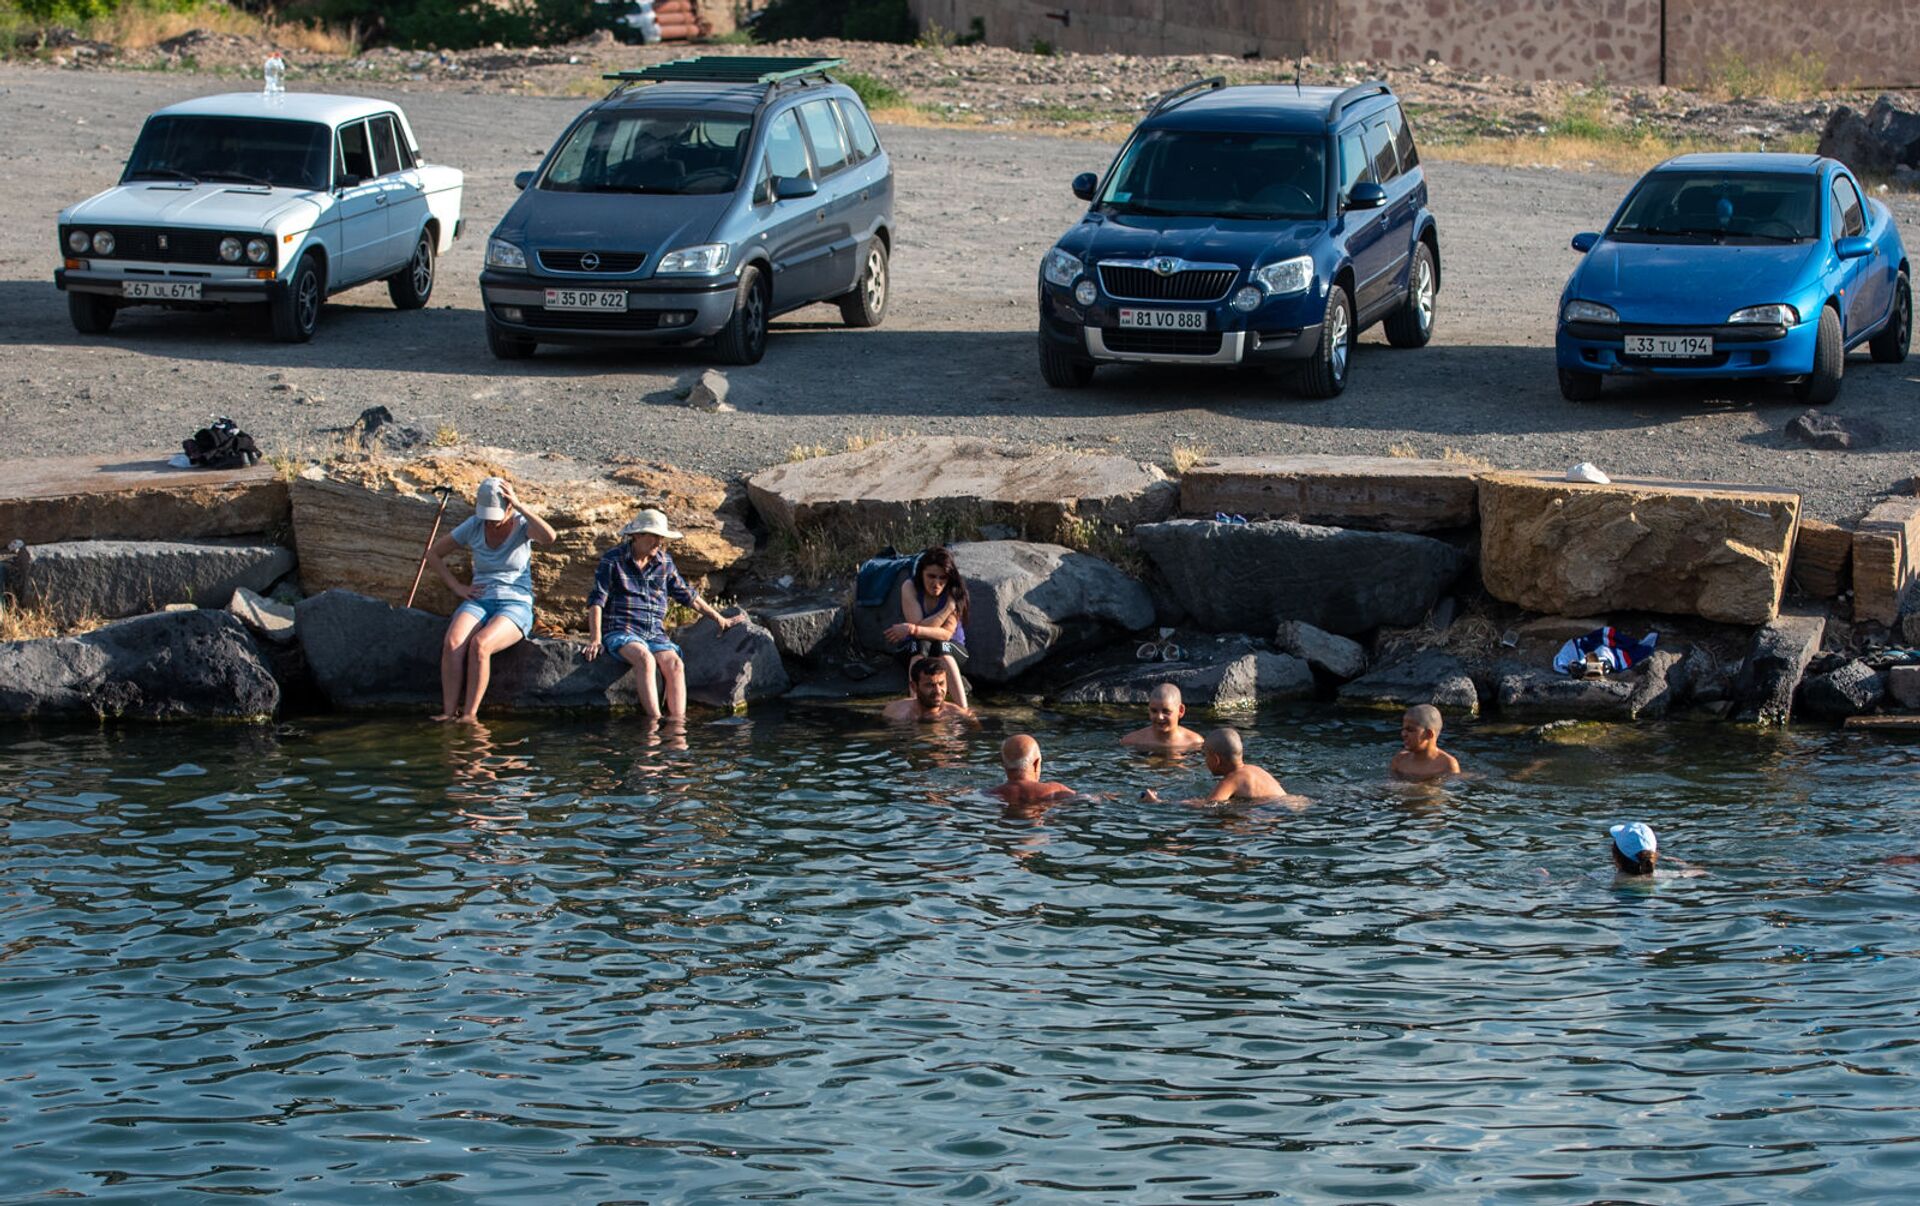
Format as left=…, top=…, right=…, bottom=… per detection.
left=1571, top=231, right=1599, bottom=253
left=1072, top=172, right=1098, bottom=201
left=513, top=170, right=535, bottom=191
left=773, top=175, right=818, bottom=200
left=1344, top=181, right=1387, bottom=211
left=1836, top=234, right=1872, bottom=260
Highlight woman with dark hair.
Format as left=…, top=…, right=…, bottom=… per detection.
left=1610, top=822, right=1658, bottom=876
left=885, top=546, right=971, bottom=708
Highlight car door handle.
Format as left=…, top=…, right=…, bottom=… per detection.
left=815, top=210, right=825, bottom=223
left=374, top=194, right=388, bottom=205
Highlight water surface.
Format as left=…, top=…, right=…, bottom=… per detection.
left=5, top=708, right=1919, bottom=1202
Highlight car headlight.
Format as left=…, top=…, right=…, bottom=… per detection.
left=1563, top=299, right=1619, bottom=323
left=486, top=238, right=527, bottom=270
left=656, top=243, right=730, bottom=275
left=91, top=230, right=115, bottom=256
left=1727, top=303, right=1798, bottom=326
left=67, top=230, right=90, bottom=254
left=1252, top=254, right=1313, bottom=296
left=1042, top=247, right=1084, bottom=288
left=219, top=236, right=243, bottom=263
left=246, top=237, right=270, bottom=264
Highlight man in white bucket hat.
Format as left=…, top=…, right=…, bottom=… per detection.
left=584, top=507, right=739, bottom=718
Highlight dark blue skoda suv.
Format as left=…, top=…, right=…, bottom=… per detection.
left=1037, top=79, right=1439, bottom=396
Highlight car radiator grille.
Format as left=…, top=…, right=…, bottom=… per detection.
left=87, top=226, right=226, bottom=264
left=1098, top=265, right=1235, bottom=301
left=515, top=307, right=667, bottom=331
left=537, top=250, right=648, bottom=273
left=1102, top=328, right=1223, bottom=356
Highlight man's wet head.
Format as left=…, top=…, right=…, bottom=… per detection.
left=911, top=658, right=948, bottom=707
left=1147, top=683, right=1185, bottom=733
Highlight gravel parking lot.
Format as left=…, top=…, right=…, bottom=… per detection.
left=2, top=63, right=1914, bottom=520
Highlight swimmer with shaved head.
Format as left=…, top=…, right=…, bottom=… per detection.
left=989, top=734, right=1076, bottom=807
left=1391, top=704, right=1461, bottom=780
left=1120, top=682, right=1206, bottom=752
left=1142, top=726, right=1286, bottom=803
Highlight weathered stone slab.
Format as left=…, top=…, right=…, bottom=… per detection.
left=678, top=612, right=790, bottom=709
left=1336, top=650, right=1480, bottom=716
left=745, top=437, right=1176, bottom=536
left=1135, top=519, right=1465, bottom=636
left=1790, top=517, right=1854, bottom=599
left=0, top=452, right=289, bottom=545
left=1801, top=660, right=1885, bottom=719
left=1274, top=619, right=1368, bottom=680
left=761, top=603, right=846, bottom=664
left=0, top=609, right=278, bottom=721
left=1479, top=472, right=1799, bottom=625
left=1853, top=497, right=1920, bottom=626
left=295, top=589, right=630, bottom=711
left=228, top=586, right=296, bottom=644
left=1495, top=651, right=1690, bottom=721
left=1733, top=611, right=1826, bottom=725
left=1056, top=651, right=1313, bottom=707
left=15, top=539, right=295, bottom=625
left=292, top=447, right=751, bottom=618
left=1179, top=454, right=1479, bottom=532
left=1889, top=664, right=1920, bottom=710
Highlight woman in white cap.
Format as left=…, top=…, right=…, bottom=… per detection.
left=584, top=507, right=739, bottom=718
left=425, top=475, right=556, bottom=721
left=1608, top=822, right=1704, bottom=879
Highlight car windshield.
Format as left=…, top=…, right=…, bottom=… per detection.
left=122, top=115, right=333, bottom=190
left=539, top=110, right=753, bottom=195
left=1610, top=171, right=1820, bottom=243
left=1097, top=130, right=1327, bottom=220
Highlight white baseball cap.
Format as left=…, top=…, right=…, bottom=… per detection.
left=474, top=476, right=509, bottom=521
left=619, top=508, right=682, bottom=539
left=1610, top=822, right=1658, bottom=860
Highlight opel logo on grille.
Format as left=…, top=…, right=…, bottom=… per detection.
left=580, top=252, right=601, bottom=271
left=1152, top=256, right=1179, bottom=276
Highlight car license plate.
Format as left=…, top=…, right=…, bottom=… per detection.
left=544, top=288, right=627, bottom=311
left=1624, top=334, right=1712, bottom=358
left=1117, top=308, right=1207, bottom=331
left=122, top=280, right=200, bottom=300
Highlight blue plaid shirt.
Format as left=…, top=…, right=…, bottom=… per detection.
left=588, top=544, right=695, bottom=638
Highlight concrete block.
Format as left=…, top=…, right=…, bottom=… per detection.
left=0, top=452, right=288, bottom=544
left=1853, top=497, right=1920, bottom=625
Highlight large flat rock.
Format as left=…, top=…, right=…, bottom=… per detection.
left=1055, top=650, right=1313, bottom=707
left=745, top=437, right=1176, bottom=536
left=1179, top=454, right=1479, bottom=532
left=295, top=589, right=630, bottom=711
left=292, top=447, right=752, bottom=618
left=15, top=538, right=294, bottom=624
left=1479, top=472, right=1799, bottom=625
left=0, top=452, right=289, bottom=544
left=1135, top=518, right=1465, bottom=636
left=0, top=609, right=278, bottom=721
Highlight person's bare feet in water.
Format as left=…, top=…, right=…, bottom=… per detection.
left=430, top=712, right=455, bottom=723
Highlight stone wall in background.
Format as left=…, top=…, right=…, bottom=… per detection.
left=907, top=0, right=1920, bottom=87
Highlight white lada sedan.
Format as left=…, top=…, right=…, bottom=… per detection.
left=55, top=92, right=464, bottom=342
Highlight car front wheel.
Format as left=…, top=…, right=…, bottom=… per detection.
left=1293, top=284, right=1352, bottom=399
left=388, top=229, right=435, bottom=310
left=1869, top=272, right=1910, bottom=364
left=712, top=266, right=768, bottom=365
left=68, top=291, right=116, bottom=335
left=1038, top=335, right=1095, bottom=387
left=486, top=317, right=536, bottom=360
left=1793, top=305, right=1844, bottom=404
left=1558, top=368, right=1602, bottom=401
left=837, top=240, right=888, bottom=328
left=271, top=253, right=322, bottom=343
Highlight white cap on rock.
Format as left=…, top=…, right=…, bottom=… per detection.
left=1567, top=462, right=1612, bottom=484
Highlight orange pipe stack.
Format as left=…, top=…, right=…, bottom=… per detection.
left=651, top=0, right=709, bottom=41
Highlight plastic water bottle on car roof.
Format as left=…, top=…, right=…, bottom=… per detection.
left=263, top=52, right=285, bottom=96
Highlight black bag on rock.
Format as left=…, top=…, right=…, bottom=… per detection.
left=183, top=417, right=261, bottom=469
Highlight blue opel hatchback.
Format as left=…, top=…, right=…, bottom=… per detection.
left=1036, top=79, right=1440, bottom=397
left=480, top=57, right=893, bottom=364
left=1556, top=153, right=1910, bottom=402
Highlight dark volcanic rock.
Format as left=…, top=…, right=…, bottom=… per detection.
left=1733, top=612, right=1826, bottom=725
left=0, top=609, right=279, bottom=720
left=1786, top=409, right=1885, bottom=451
left=1800, top=658, right=1886, bottom=719
left=1055, top=649, right=1313, bottom=707
left=678, top=611, right=790, bottom=709
left=1336, top=649, right=1480, bottom=716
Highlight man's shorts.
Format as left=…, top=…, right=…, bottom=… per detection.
left=454, top=595, right=533, bottom=637
left=604, top=630, right=680, bottom=659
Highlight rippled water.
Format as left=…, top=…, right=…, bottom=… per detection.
left=5, top=707, right=1920, bottom=1202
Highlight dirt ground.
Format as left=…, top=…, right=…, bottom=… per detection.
left=1, top=62, right=1916, bottom=522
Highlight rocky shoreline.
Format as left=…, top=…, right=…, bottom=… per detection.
left=4, top=436, right=1917, bottom=730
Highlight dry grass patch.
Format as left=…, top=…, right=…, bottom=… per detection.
left=785, top=428, right=913, bottom=463
left=1, top=598, right=106, bottom=642
left=5, top=2, right=357, bottom=57
left=1386, top=442, right=1419, bottom=459
left=1439, top=446, right=1495, bottom=471
left=1053, top=513, right=1147, bottom=577
left=764, top=509, right=983, bottom=585
left=1697, top=52, right=1832, bottom=103
left=432, top=423, right=464, bottom=448
left=1170, top=442, right=1210, bottom=475
left=1428, top=129, right=1820, bottom=174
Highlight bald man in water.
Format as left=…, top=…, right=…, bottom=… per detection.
left=1120, top=682, right=1206, bottom=752
left=988, top=734, right=1076, bottom=807
left=1142, top=726, right=1286, bottom=803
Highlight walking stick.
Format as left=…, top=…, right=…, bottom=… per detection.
left=405, top=485, right=455, bottom=609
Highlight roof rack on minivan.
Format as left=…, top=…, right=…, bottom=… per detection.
left=1149, top=76, right=1225, bottom=116
left=1326, top=82, right=1391, bottom=123
left=601, top=55, right=845, bottom=100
